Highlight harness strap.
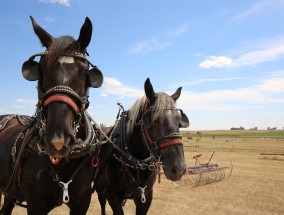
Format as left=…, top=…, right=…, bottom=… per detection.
left=0, top=126, right=33, bottom=196
left=0, top=115, right=16, bottom=131
left=160, top=139, right=183, bottom=148
left=37, top=154, right=93, bottom=205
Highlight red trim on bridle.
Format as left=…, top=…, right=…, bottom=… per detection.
left=143, top=98, right=150, bottom=112
left=43, top=94, right=79, bottom=113
left=159, top=139, right=183, bottom=148
left=143, top=126, right=154, bottom=145
left=142, top=99, right=183, bottom=149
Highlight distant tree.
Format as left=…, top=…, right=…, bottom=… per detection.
left=99, top=123, right=106, bottom=128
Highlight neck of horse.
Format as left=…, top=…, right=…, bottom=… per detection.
left=127, top=124, right=151, bottom=160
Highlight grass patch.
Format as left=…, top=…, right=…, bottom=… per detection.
left=182, top=129, right=284, bottom=138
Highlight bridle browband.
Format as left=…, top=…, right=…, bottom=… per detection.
left=28, top=51, right=98, bottom=68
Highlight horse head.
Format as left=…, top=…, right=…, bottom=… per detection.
left=142, top=78, right=189, bottom=181
left=22, top=16, right=103, bottom=158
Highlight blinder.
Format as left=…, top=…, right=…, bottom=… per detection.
left=21, top=51, right=103, bottom=88
left=22, top=52, right=46, bottom=81
left=179, top=109, right=190, bottom=128
left=88, top=67, right=103, bottom=88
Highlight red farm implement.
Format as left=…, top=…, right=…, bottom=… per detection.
left=173, top=151, right=233, bottom=188
left=260, top=153, right=284, bottom=156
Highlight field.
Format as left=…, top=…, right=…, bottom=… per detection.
left=8, top=130, right=284, bottom=214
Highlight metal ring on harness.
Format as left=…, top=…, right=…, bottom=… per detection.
left=91, top=156, right=99, bottom=168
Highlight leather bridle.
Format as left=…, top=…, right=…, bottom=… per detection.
left=27, top=51, right=98, bottom=156
left=140, top=99, right=183, bottom=151
left=29, top=50, right=99, bottom=113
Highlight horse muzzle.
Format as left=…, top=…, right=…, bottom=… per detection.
left=162, top=160, right=186, bottom=181
left=40, top=133, right=75, bottom=158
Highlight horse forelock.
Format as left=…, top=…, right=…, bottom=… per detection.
left=152, top=92, right=176, bottom=122
left=126, top=92, right=176, bottom=136
left=45, top=36, right=78, bottom=69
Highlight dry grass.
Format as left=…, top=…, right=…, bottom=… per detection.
left=7, top=133, right=284, bottom=214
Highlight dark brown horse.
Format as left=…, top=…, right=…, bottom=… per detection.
left=95, top=78, right=189, bottom=215
left=0, top=16, right=103, bottom=214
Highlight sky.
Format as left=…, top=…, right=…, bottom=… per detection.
left=0, top=0, right=284, bottom=130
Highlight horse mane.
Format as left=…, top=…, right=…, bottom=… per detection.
left=126, top=92, right=176, bottom=136
left=46, top=35, right=79, bottom=69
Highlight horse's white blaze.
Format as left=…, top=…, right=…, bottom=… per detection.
left=58, top=56, right=75, bottom=64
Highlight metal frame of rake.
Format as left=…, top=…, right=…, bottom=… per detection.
left=172, top=151, right=233, bottom=188
left=260, top=153, right=284, bottom=156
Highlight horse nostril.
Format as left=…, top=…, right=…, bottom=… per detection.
left=51, top=138, right=65, bottom=151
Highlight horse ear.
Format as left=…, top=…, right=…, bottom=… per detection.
left=171, top=87, right=182, bottom=101
left=88, top=67, right=103, bottom=88
left=30, top=16, right=53, bottom=48
left=144, top=78, right=156, bottom=103
left=77, top=17, right=92, bottom=52
left=22, top=60, right=40, bottom=81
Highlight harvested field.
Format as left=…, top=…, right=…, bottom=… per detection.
left=6, top=130, right=284, bottom=214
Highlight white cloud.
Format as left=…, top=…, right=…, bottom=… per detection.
left=14, top=105, right=27, bottom=109
left=257, top=77, right=284, bottom=93
left=263, top=112, right=276, bottom=116
left=233, top=41, right=284, bottom=67
left=104, top=77, right=123, bottom=87
left=129, top=22, right=188, bottom=54
left=100, top=93, right=109, bottom=97
left=102, top=77, right=143, bottom=98
left=166, top=23, right=188, bottom=38
left=200, top=37, right=284, bottom=68
left=199, top=56, right=232, bottom=68
left=45, top=16, right=55, bottom=23
left=170, top=77, right=239, bottom=88
left=233, top=0, right=284, bottom=20
left=178, top=75, right=284, bottom=111
left=15, top=99, right=37, bottom=104
left=39, top=0, right=71, bottom=6
left=129, top=39, right=171, bottom=54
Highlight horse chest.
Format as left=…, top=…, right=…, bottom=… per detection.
left=114, top=166, right=154, bottom=197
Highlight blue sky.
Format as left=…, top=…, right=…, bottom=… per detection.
left=0, top=0, right=284, bottom=130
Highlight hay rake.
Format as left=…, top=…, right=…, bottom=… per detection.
left=260, top=153, right=284, bottom=156
left=173, top=151, right=233, bottom=188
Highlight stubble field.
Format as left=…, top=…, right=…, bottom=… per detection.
left=8, top=130, right=284, bottom=214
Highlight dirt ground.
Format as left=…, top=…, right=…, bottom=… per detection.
left=6, top=136, right=284, bottom=214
